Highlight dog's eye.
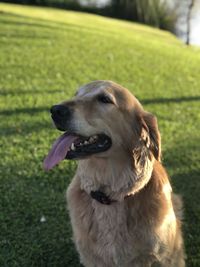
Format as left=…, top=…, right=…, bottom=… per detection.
left=97, top=94, right=113, bottom=104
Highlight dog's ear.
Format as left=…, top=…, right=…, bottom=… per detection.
left=132, top=112, right=161, bottom=183
left=139, top=112, right=161, bottom=161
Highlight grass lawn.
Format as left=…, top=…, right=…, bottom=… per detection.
left=0, top=3, right=200, bottom=266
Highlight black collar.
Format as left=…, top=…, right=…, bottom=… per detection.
left=90, top=190, right=116, bottom=205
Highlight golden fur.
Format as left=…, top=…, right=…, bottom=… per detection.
left=63, top=81, right=185, bottom=267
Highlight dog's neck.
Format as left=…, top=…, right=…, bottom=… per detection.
left=77, top=154, right=154, bottom=202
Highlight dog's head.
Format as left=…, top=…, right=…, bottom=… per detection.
left=44, top=81, right=161, bottom=172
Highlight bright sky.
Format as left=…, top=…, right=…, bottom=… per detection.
left=79, top=0, right=110, bottom=7
left=190, top=1, right=200, bottom=46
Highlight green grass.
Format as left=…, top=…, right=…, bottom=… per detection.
left=0, top=3, right=200, bottom=266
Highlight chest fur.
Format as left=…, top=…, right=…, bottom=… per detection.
left=79, top=200, right=147, bottom=266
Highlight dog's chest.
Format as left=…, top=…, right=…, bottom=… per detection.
left=90, top=201, right=135, bottom=265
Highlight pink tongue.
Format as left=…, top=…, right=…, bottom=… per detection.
left=43, top=133, right=78, bottom=171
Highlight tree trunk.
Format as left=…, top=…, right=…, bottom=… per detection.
left=186, top=0, right=195, bottom=45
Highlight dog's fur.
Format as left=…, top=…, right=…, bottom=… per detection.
left=63, top=81, right=185, bottom=267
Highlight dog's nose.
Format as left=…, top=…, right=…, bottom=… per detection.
left=50, top=105, right=70, bottom=117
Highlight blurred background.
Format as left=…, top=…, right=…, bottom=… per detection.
left=2, top=0, right=200, bottom=45
left=0, top=1, right=200, bottom=267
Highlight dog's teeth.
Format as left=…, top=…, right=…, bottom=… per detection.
left=89, top=137, right=95, bottom=143
left=71, top=143, right=75, bottom=151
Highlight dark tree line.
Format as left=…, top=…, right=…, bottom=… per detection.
left=0, top=0, right=178, bottom=32
left=186, top=0, right=195, bottom=45
left=108, top=0, right=178, bottom=32
left=1, top=0, right=79, bottom=8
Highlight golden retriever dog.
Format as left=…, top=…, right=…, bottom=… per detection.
left=44, top=81, right=185, bottom=267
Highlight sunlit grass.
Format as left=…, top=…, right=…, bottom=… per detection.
left=0, top=3, right=200, bottom=267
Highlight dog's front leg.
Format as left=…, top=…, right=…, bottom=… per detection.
left=128, top=254, right=161, bottom=267
left=67, top=175, right=108, bottom=267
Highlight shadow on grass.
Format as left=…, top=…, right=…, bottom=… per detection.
left=0, top=11, right=98, bottom=34
left=0, top=11, right=122, bottom=39
left=163, top=142, right=200, bottom=266
left=0, top=88, right=65, bottom=96
left=0, top=119, right=52, bottom=136
left=0, top=17, right=61, bottom=29
left=171, top=170, right=200, bottom=267
left=0, top=166, right=82, bottom=267
left=0, top=105, right=59, bottom=136
left=0, top=106, right=50, bottom=116
left=159, top=144, right=200, bottom=267
left=141, top=96, right=200, bottom=105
